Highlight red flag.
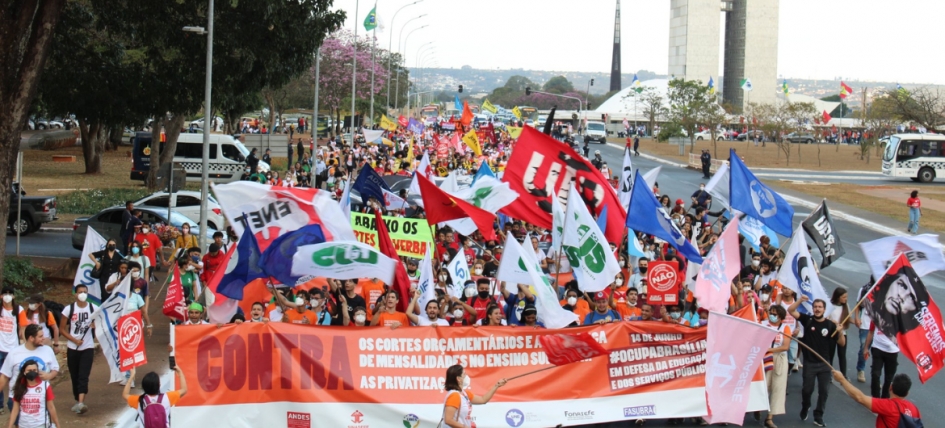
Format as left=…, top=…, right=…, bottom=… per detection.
left=500, top=126, right=626, bottom=244
left=840, top=81, right=853, bottom=99
left=539, top=332, right=607, bottom=366
left=868, top=254, right=945, bottom=383
left=163, top=264, right=187, bottom=321
left=822, top=110, right=832, bottom=124
left=416, top=174, right=497, bottom=241
left=460, top=101, right=474, bottom=127
left=374, top=209, right=412, bottom=312
left=397, top=115, right=409, bottom=127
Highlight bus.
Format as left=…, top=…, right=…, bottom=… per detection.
left=517, top=106, right=539, bottom=122
left=882, top=133, right=945, bottom=182
left=419, top=104, right=440, bottom=123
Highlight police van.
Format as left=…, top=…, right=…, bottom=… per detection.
left=130, top=132, right=268, bottom=182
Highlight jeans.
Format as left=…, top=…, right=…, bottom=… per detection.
left=788, top=338, right=798, bottom=365
left=67, top=348, right=95, bottom=401
left=801, top=361, right=831, bottom=419
left=833, top=338, right=848, bottom=378
left=870, top=348, right=899, bottom=398
left=908, top=207, right=921, bottom=233
left=856, top=328, right=870, bottom=372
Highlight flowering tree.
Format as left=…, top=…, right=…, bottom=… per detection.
left=314, top=30, right=390, bottom=134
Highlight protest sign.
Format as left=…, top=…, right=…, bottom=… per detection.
left=646, top=261, right=680, bottom=305
left=351, top=212, right=433, bottom=259
left=118, top=311, right=147, bottom=371
left=172, top=322, right=767, bottom=427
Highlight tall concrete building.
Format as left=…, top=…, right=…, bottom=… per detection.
left=610, top=0, right=622, bottom=92
left=667, top=0, right=779, bottom=112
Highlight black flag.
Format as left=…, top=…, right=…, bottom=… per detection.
left=802, top=200, right=845, bottom=268
left=542, top=106, right=556, bottom=135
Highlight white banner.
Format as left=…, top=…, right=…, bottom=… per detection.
left=417, top=248, right=436, bottom=312
left=74, top=227, right=107, bottom=305
left=91, top=274, right=134, bottom=383
left=860, top=234, right=945, bottom=279
left=291, top=241, right=397, bottom=285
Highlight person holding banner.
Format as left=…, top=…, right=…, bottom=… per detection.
left=440, top=364, right=507, bottom=428
left=370, top=290, right=409, bottom=328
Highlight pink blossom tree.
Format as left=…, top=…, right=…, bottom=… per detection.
left=314, top=30, right=390, bottom=134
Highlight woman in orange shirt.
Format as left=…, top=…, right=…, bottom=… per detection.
left=440, top=364, right=507, bottom=428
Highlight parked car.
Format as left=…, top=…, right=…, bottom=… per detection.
left=735, top=130, right=765, bottom=141
left=694, top=130, right=713, bottom=141
left=71, top=206, right=217, bottom=250
left=785, top=132, right=817, bottom=144
left=134, top=190, right=226, bottom=231
left=34, top=118, right=63, bottom=130
left=8, top=183, right=57, bottom=235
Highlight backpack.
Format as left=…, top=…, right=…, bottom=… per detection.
left=892, top=401, right=923, bottom=428
left=44, top=300, right=64, bottom=330
left=141, top=393, right=169, bottom=428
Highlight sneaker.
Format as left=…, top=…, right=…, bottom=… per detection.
left=79, top=403, right=89, bottom=414
left=800, top=407, right=809, bottom=421
left=813, top=418, right=826, bottom=427
left=71, top=403, right=81, bottom=413
left=857, top=371, right=866, bottom=383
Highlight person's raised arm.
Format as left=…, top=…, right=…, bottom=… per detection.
left=788, top=295, right=808, bottom=320
left=405, top=290, right=420, bottom=325
left=470, top=378, right=508, bottom=404
left=832, top=371, right=871, bottom=408
left=370, top=307, right=383, bottom=326
left=175, top=365, right=188, bottom=397
left=122, top=368, right=136, bottom=401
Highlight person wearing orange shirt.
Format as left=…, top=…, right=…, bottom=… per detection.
left=560, top=289, right=590, bottom=325
left=280, top=291, right=318, bottom=325
left=359, top=278, right=387, bottom=316
left=371, top=290, right=409, bottom=329
left=616, top=288, right=643, bottom=321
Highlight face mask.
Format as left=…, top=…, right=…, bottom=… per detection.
left=354, top=314, right=366, bottom=323
left=142, top=228, right=150, bottom=234
left=192, top=255, right=199, bottom=262
left=620, top=260, right=626, bottom=267
left=639, top=266, right=648, bottom=274
left=186, top=265, right=195, bottom=272
left=752, top=260, right=760, bottom=267
left=24, top=372, right=38, bottom=382
left=246, top=168, right=251, bottom=173
left=769, top=314, right=779, bottom=323
left=615, top=279, right=624, bottom=286
left=700, top=186, right=705, bottom=191
left=311, top=299, right=320, bottom=308
left=474, top=268, right=483, bottom=275
left=761, top=293, right=770, bottom=302
left=670, top=312, right=681, bottom=320
left=453, top=309, right=464, bottom=319
left=743, top=286, right=751, bottom=292
left=131, top=271, right=140, bottom=278
left=567, top=297, right=577, bottom=306
left=77, top=293, right=88, bottom=303
left=462, top=374, right=471, bottom=389
left=1, top=295, right=11, bottom=304
left=294, top=298, right=305, bottom=306
left=28, top=303, right=38, bottom=311
left=464, top=288, right=475, bottom=298
left=106, top=244, right=116, bottom=251
left=698, top=319, right=708, bottom=326
left=477, top=290, right=490, bottom=299
left=183, top=228, right=190, bottom=234
left=439, top=275, right=448, bottom=282
left=482, top=255, right=492, bottom=262
left=132, top=247, right=140, bottom=255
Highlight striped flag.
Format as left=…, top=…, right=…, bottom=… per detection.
left=708, top=76, right=716, bottom=95
left=840, top=81, right=853, bottom=99
left=782, top=79, right=789, bottom=96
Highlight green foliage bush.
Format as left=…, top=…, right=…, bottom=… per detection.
left=657, top=123, right=685, bottom=142
left=57, top=188, right=151, bottom=215
left=3, top=258, right=42, bottom=297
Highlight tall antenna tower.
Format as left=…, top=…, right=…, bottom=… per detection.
left=610, top=0, right=622, bottom=91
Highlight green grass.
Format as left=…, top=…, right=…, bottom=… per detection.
left=57, top=188, right=152, bottom=215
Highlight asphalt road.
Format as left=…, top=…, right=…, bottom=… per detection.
left=4, top=229, right=80, bottom=258
left=582, top=136, right=945, bottom=427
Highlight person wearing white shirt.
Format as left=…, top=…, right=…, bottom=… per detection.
left=406, top=290, right=450, bottom=327
left=629, top=258, right=649, bottom=295
left=0, top=324, right=59, bottom=412
left=59, top=284, right=98, bottom=414
left=0, top=287, right=21, bottom=411
left=863, top=325, right=900, bottom=399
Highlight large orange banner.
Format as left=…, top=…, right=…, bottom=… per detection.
left=171, top=322, right=768, bottom=428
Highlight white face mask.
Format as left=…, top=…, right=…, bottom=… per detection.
left=310, top=299, right=320, bottom=308
left=474, top=268, right=483, bottom=275
left=743, top=286, right=751, bottom=292
left=294, top=298, right=305, bottom=306
left=141, top=228, right=150, bottom=234
left=77, top=293, right=88, bottom=303
left=28, top=303, right=38, bottom=311
left=761, top=293, right=770, bottom=302
left=462, top=374, right=471, bottom=389
left=439, top=275, right=448, bottom=282
left=567, top=297, right=577, bottom=306
left=1, top=295, right=12, bottom=304
left=615, top=279, right=624, bottom=286
left=752, top=260, right=760, bottom=267
left=464, top=288, right=475, bottom=298
left=354, top=314, right=366, bottom=323
left=186, top=265, right=195, bottom=271
left=700, top=186, right=705, bottom=191
left=453, top=309, right=464, bottom=319
left=131, top=271, right=140, bottom=278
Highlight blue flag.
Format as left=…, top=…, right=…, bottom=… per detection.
left=728, top=149, right=794, bottom=237
left=352, top=164, right=392, bottom=206
left=471, top=161, right=495, bottom=186
left=627, top=228, right=646, bottom=258
left=726, top=211, right=780, bottom=251
left=257, top=224, right=326, bottom=287
left=215, top=227, right=267, bottom=300
left=626, top=170, right=703, bottom=263
left=407, top=118, right=424, bottom=134
left=596, top=204, right=609, bottom=236
left=454, top=95, right=462, bottom=111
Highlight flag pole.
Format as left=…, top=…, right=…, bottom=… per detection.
left=715, top=311, right=834, bottom=368
left=506, top=365, right=560, bottom=381
left=554, top=178, right=577, bottom=289
left=831, top=280, right=879, bottom=338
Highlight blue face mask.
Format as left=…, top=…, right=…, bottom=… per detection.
left=769, top=315, right=779, bottom=323
left=192, top=255, right=199, bottom=262
left=132, top=247, right=140, bottom=255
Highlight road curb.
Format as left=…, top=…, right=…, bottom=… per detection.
left=41, top=227, right=72, bottom=232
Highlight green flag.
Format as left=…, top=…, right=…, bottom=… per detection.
left=363, top=6, right=377, bottom=31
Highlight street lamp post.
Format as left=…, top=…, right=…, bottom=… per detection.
left=408, top=50, right=435, bottom=118
left=312, top=47, right=321, bottom=142
left=183, top=0, right=213, bottom=251
left=415, top=52, right=436, bottom=111
left=387, top=2, right=424, bottom=112
left=396, top=24, right=427, bottom=112
left=349, top=0, right=359, bottom=143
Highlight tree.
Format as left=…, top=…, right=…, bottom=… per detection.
left=623, top=87, right=665, bottom=138
left=0, top=0, right=67, bottom=292
left=861, top=93, right=899, bottom=163
left=315, top=31, right=391, bottom=134
left=700, top=103, right=732, bottom=158
left=542, top=76, right=574, bottom=94
left=667, top=78, right=714, bottom=153
left=882, top=86, right=945, bottom=132
left=784, top=101, right=818, bottom=165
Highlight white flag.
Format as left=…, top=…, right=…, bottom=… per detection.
left=90, top=274, right=134, bottom=383
left=439, top=171, right=460, bottom=194
left=408, top=154, right=433, bottom=195
left=776, top=226, right=832, bottom=316
left=500, top=232, right=577, bottom=329
left=446, top=248, right=471, bottom=300
left=291, top=241, right=398, bottom=285
left=443, top=176, right=519, bottom=235
left=860, top=234, right=945, bottom=279
left=704, top=162, right=729, bottom=208
left=362, top=127, right=385, bottom=144
left=642, top=166, right=661, bottom=191
left=339, top=177, right=353, bottom=218
left=417, top=248, right=436, bottom=313
left=562, top=183, right=621, bottom=292
left=551, top=189, right=566, bottom=253
left=382, top=188, right=407, bottom=211
left=74, top=227, right=108, bottom=305
left=619, top=148, right=633, bottom=210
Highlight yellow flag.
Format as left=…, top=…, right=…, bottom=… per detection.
left=507, top=126, right=523, bottom=139
left=462, top=130, right=482, bottom=156
left=482, top=99, right=497, bottom=114
left=406, top=138, right=414, bottom=163
left=380, top=114, right=397, bottom=131
left=512, top=106, right=522, bottom=120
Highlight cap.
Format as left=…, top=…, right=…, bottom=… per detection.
left=594, top=291, right=608, bottom=301
left=522, top=306, right=537, bottom=316
left=675, top=199, right=684, bottom=205
left=28, top=293, right=43, bottom=304
left=188, top=302, right=204, bottom=312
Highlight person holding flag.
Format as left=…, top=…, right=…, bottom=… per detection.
left=406, top=288, right=449, bottom=327
left=439, top=364, right=507, bottom=428
left=787, top=294, right=845, bottom=427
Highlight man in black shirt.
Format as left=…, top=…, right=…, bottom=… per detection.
left=331, top=278, right=366, bottom=326
left=789, top=295, right=846, bottom=427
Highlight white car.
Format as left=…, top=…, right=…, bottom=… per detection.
left=134, top=191, right=227, bottom=231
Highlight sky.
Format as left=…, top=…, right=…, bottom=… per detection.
left=328, top=0, right=945, bottom=85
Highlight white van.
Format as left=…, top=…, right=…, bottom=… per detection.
left=131, top=132, right=269, bottom=183
left=585, top=121, right=607, bottom=144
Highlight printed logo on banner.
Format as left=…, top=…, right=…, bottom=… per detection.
left=749, top=180, right=777, bottom=218
left=564, top=410, right=595, bottom=421
left=402, top=413, right=420, bottom=428
left=887, top=241, right=928, bottom=268
left=623, top=405, right=656, bottom=417
left=287, top=412, right=311, bottom=428
left=706, top=352, right=737, bottom=387
left=646, top=262, right=679, bottom=304
left=349, top=409, right=368, bottom=428
left=505, top=408, right=525, bottom=427
left=917, top=352, right=934, bottom=374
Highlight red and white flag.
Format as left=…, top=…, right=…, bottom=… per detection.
left=694, top=217, right=741, bottom=312
left=162, top=264, right=186, bottom=321
left=868, top=253, right=945, bottom=383
left=705, top=311, right=777, bottom=425
left=212, top=182, right=355, bottom=251
left=538, top=332, right=607, bottom=366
